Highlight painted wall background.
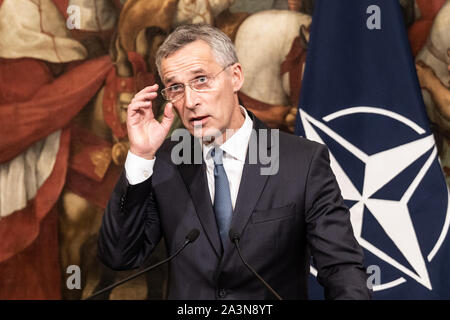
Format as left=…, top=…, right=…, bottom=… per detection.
left=0, top=0, right=447, bottom=299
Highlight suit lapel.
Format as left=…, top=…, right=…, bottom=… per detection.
left=229, top=114, right=272, bottom=243
left=178, top=137, right=222, bottom=258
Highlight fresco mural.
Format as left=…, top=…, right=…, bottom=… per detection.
left=0, top=0, right=447, bottom=299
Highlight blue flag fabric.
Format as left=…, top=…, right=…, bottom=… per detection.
left=295, top=0, right=450, bottom=299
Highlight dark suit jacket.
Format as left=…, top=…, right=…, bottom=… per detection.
left=97, top=111, right=371, bottom=300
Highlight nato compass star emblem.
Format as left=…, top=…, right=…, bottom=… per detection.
left=300, top=106, right=450, bottom=291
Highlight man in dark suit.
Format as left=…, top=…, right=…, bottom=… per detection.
left=97, top=24, right=371, bottom=300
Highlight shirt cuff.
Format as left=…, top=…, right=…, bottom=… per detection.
left=124, top=150, right=156, bottom=185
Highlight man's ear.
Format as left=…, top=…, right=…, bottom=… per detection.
left=230, top=63, right=244, bottom=92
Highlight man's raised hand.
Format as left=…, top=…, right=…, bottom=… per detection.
left=127, top=84, right=175, bottom=160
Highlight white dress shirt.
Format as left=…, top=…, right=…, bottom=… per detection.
left=124, top=106, right=253, bottom=210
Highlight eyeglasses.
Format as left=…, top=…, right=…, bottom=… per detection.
left=161, top=64, right=234, bottom=103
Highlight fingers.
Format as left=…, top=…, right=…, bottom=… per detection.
left=132, top=84, right=159, bottom=102
left=128, top=84, right=159, bottom=119
left=133, top=91, right=158, bottom=103
left=128, top=98, right=154, bottom=121
left=160, top=102, right=175, bottom=130
left=128, top=100, right=152, bottom=113
left=135, top=84, right=159, bottom=98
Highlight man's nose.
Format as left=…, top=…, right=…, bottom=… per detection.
left=183, top=85, right=198, bottom=110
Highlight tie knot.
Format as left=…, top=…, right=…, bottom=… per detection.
left=210, top=147, right=224, bottom=166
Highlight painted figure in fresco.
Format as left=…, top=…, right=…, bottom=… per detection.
left=174, top=0, right=234, bottom=25
left=0, top=0, right=92, bottom=299
left=415, top=1, right=450, bottom=183
left=0, top=0, right=178, bottom=299
left=234, top=9, right=311, bottom=132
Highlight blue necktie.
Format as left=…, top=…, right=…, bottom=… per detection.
left=211, top=147, right=233, bottom=247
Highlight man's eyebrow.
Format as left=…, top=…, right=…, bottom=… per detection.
left=164, top=75, right=175, bottom=84
left=164, top=68, right=207, bottom=85
left=190, top=68, right=207, bottom=75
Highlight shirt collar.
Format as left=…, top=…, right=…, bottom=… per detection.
left=202, top=106, right=253, bottom=162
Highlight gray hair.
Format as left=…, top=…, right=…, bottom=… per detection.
left=155, top=24, right=239, bottom=78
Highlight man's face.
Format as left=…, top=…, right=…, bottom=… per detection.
left=160, top=40, right=244, bottom=140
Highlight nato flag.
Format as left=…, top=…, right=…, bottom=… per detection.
left=295, top=0, right=450, bottom=299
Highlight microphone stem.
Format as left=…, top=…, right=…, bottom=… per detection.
left=86, top=239, right=190, bottom=300
left=233, top=240, right=282, bottom=301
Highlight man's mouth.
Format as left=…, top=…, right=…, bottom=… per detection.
left=190, top=115, right=210, bottom=126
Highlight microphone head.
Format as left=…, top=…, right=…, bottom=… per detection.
left=229, top=229, right=240, bottom=242
left=186, top=229, right=200, bottom=242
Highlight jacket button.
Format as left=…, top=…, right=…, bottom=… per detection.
left=218, top=288, right=227, bottom=298
left=119, top=195, right=126, bottom=210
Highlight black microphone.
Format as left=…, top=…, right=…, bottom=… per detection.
left=85, top=229, right=200, bottom=300
left=229, top=229, right=282, bottom=300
